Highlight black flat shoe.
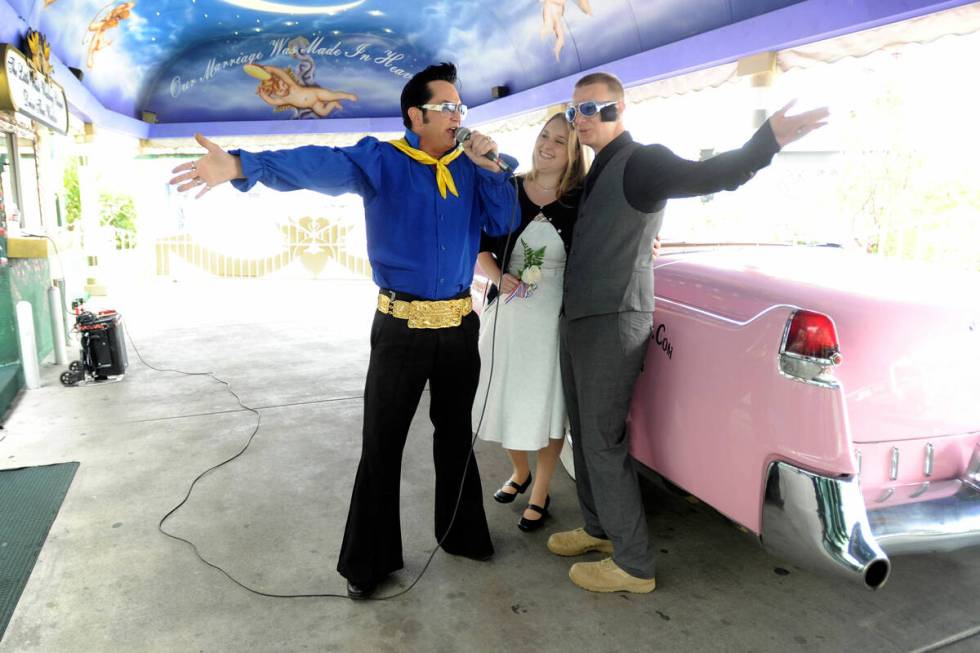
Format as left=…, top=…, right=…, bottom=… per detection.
left=493, top=472, right=532, bottom=503
left=444, top=548, right=494, bottom=562
left=346, top=579, right=377, bottom=600
left=518, top=496, right=551, bottom=532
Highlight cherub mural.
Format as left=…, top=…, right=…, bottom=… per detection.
left=285, top=36, right=324, bottom=119
left=84, top=1, right=136, bottom=69
left=541, top=0, right=592, bottom=61
left=243, top=62, right=357, bottom=119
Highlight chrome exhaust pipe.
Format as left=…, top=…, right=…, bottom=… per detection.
left=761, top=462, right=891, bottom=590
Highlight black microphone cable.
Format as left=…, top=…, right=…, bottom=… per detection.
left=129, top=170, right=522, bottom=601
left=33, top=157, right=521, bottom=599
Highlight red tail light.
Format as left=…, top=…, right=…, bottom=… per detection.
left=784, top=310, right=842, bottom=364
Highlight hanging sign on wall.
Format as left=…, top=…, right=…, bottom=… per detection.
left=0, top=43, right=69, bottom=135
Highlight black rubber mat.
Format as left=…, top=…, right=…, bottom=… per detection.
left=0, top=462, right=79, bottom=641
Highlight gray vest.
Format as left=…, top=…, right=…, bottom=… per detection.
left=563, top=142, right=663, bottom=320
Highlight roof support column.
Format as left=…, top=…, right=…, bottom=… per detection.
left=737, top=52, right=779, bottom=130
left=77, top=124, right=108, bottom=296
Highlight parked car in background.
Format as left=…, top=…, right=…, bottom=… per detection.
left=474, top=241, right=980, bottom=589
left=606, top=243, right=980, bottom=589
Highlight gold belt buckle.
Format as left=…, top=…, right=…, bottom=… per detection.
left=377, top=294, right=472, bottom=329
left=407, top=298, right=460, bottom=329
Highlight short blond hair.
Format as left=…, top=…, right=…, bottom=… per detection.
left=575, top=72, right=624, bottom=100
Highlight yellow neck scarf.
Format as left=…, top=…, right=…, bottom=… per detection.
left=388, top=138, right=464, bottom=199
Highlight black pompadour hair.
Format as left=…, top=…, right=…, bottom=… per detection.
left=400, top=62, right=458, bottom=129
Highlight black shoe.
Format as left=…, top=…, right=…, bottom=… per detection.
left=493, top=472, right=532, bottom=504
left=346, top=579, right=376, bottom=600
left=442, top=544, right=494, bottom=561
left=518, top=496, right=551, bottom=532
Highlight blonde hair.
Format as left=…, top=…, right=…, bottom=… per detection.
left=524, top=112, right=589, bottom=203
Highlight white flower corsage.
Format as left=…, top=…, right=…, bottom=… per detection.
left=505, top=239, right=546, bottom=303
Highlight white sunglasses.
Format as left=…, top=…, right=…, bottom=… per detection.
left=419, top=102, right=468, bottom=118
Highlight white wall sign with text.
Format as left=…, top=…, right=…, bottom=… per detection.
left=0, top=45, right=69, bottom=135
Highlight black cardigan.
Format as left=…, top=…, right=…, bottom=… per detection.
left=480, top=176, right=581, bottom=299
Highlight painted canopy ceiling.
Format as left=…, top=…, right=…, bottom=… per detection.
left=0, top=0, right=972, bottom=134
left=6, top=0, right=809, bottom=124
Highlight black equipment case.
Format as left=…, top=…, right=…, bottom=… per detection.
left=61, top=310, right=128, bottom=385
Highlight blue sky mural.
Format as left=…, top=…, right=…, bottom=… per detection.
left=5, top=0, right=809, bottom=122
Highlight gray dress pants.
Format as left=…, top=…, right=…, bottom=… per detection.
left=559, top=311, right=655, bottom=579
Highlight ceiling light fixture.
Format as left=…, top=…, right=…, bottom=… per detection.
left=221, top=0, right=365, bottom=16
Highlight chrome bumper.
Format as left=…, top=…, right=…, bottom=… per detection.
left=761, top=444, right=980, bottom=590
left=868, top=482, right=980, bottom=554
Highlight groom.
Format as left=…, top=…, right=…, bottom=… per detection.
left=549, top=71, right=828, bottom=592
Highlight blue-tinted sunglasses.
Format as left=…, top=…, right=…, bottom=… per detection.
left=564, top=100, right=617, bottom=123
left=420, top=102, right=468, bottom=119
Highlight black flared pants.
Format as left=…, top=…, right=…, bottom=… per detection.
left=337, top=308, right=493, bottom=585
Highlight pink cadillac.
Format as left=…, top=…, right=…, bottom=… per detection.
left=621, top=244, right=980, bottom=589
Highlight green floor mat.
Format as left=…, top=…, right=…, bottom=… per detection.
left=0, top=462, right=79, bottom=641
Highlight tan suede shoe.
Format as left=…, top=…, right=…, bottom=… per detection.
left=569, top=557, right=657, bottom=593
left=547, top=527, right=614, bottom=556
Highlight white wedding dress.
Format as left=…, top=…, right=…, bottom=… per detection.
left=473, top=216, right=567, bottom=450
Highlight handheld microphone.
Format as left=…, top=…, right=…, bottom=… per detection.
left=455, top=127, right=511, bottom=172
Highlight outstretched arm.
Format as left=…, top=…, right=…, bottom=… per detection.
left=169, top=133, right=244, bottom=199
left=623, top=101, right=829, bottom=212
left=169, top=133, right=378, bottom=199
left=768, top=100, right=829, bottom=147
